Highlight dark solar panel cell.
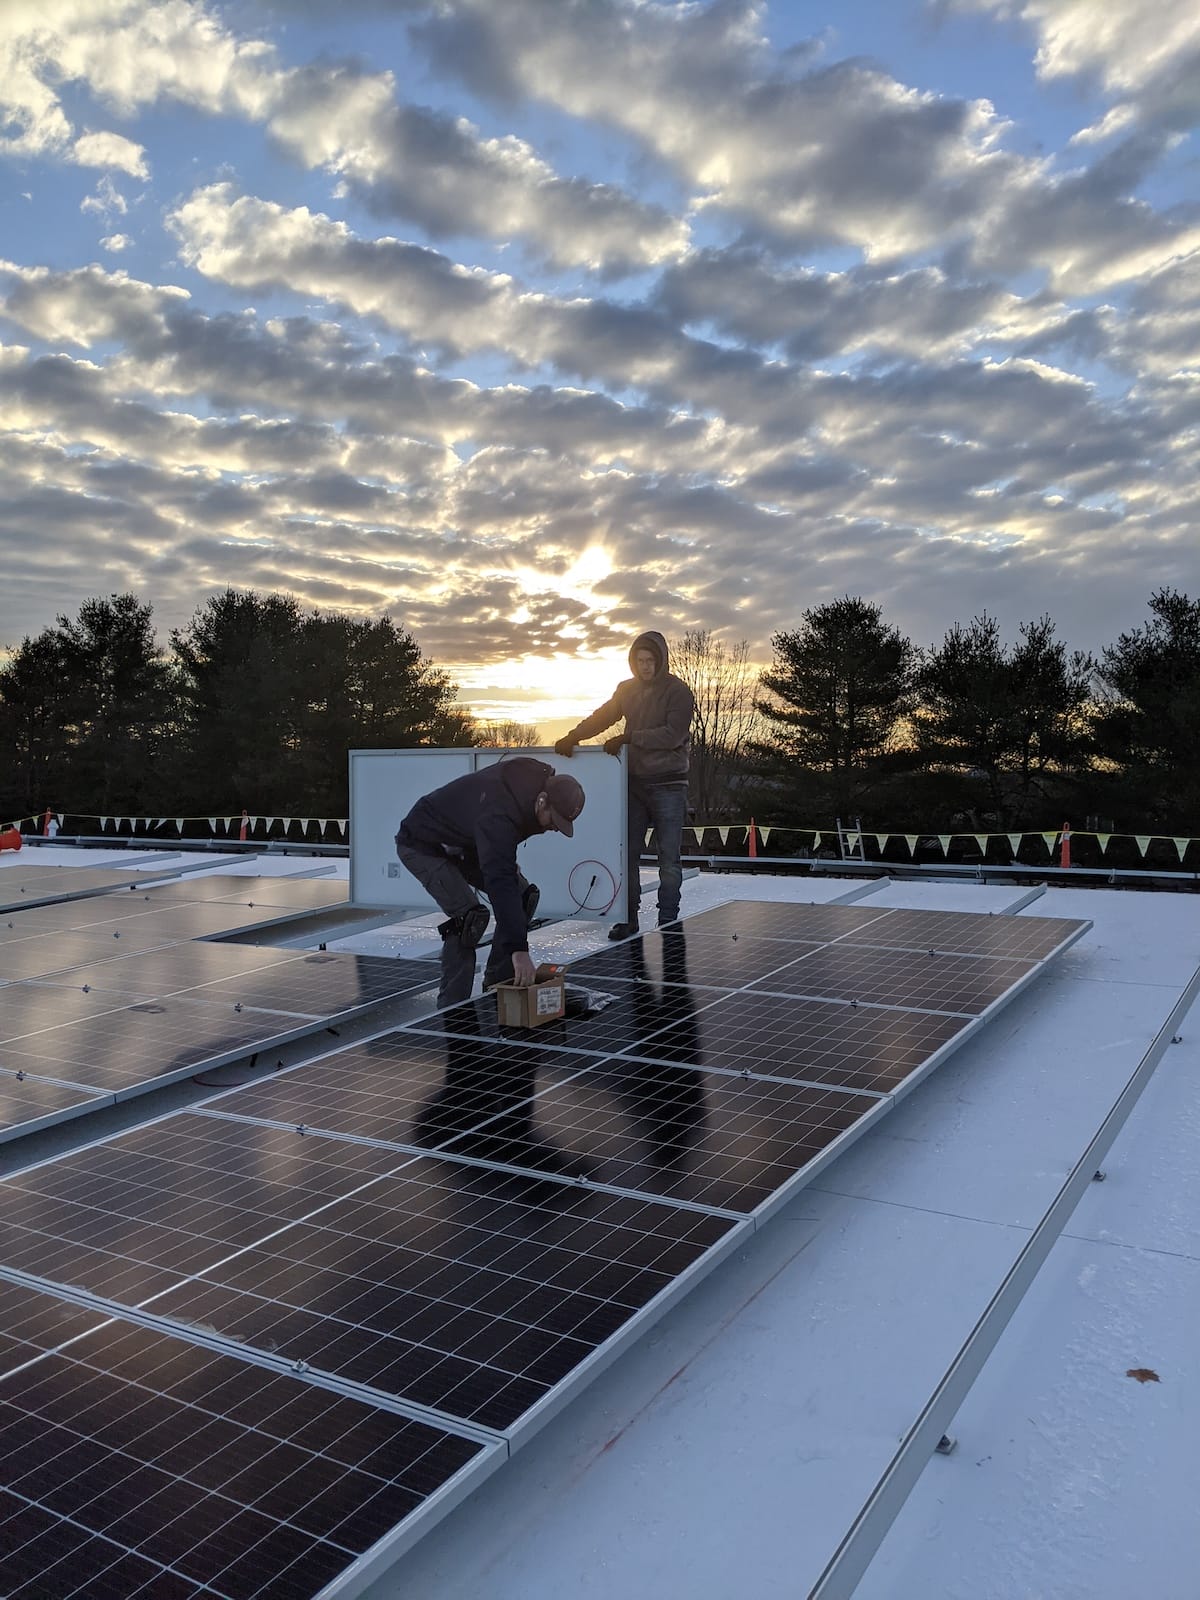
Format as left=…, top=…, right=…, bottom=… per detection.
left=0, top=1116, right=402, bottom=1300
left=0, top=1278, right=110, bottom=1375
left=0, top=993, right=315, bottom=1093
left=616, top=989, right=970, bottom=1094
left=0, top=1070, right=108, bottom=1141
left=567, top=927, right=824, bottom=990
left=205, top=1028, right=573, bottom=1151
left=147, top=1152, right=736, bottom=1430
left=679, top=901, right=899, bottom=942
left=425, top=979, right=726, bottom=1059
left=437, top=1055, right=882, bottom=1214
left=0, top=983, right=129, bottom=1039
left=0, top=1284, right=487, bottom=1600
left=849, top=907, right=1090, bottom=961
left=749, top=943, right=1038, bottom=1014
left=180, top=952, right=437, bottom=1015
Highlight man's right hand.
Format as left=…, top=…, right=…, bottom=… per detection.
left=511, top=951, right=537, bottom=986
left=553, top=736, right=575, bottom=757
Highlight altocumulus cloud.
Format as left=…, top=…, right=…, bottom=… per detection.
left=0, top=0, right=1198, bottom=709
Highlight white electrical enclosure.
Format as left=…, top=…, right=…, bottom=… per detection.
left=348, top=748, right=627, bottom=921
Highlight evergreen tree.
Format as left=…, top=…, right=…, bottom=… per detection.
left=755, top=598, right=914, bottom=816
left=1093, top=588, right=1200, bottom=828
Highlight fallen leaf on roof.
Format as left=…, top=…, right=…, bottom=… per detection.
left=1126, top=1368, right=1160, bottom=1384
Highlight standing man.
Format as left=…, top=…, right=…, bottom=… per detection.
left=395, top=756, right=585, bottom=1008
left=556, top=630, right=694, bottom=939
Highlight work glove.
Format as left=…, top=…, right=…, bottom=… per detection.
left=603, top=734, right=628, bottom=756
left=554, top=736, right=575, bottom=757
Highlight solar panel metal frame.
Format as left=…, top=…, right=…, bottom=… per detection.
left=0, top=864, right=189, bottom=912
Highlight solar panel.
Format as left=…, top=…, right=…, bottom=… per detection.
left=0, top=1112, right=740, bottom=1436
left=169, top=952, right=439, bottom=1017
left=142, top=875, right=347, bottom=910
left=0, top=896, right=1092, bottom=1588
left=0, top=989, right=336, bottom=1098
left=0, top=1279, right=496, bottom=1600
left=0, top=1070, right=108, bottom=1143
left=748, top=942, right=1038, bottom=1015
left=567, top=927, right=826, bottom=990
left=202, top=1030, right=583, bottom=1150
left=606, top=988, right=972, bottom=1094
left=0, top=866, right=181, bottom=911
left=0, top=1276, right=110, bottom=1374
left=23, top=942, right=312, bottom=997
left=845, top=906, right=1090, bottom=961
left=678, top=900, right=899, bottom=942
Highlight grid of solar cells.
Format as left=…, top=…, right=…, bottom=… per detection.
left=0, top=989, right=326, bottom=1096
left=566, top=927, right=824, bottom=990
left=0, top=1282, right=490, bottom=1600
left=748, top=943, right=1038, bottom=1015
left=143, top=876, right=349, bottom=911
left=0, top=1116, right=403, bottom=1302
left=609, top=989, right=971, bottom=1095
left=0, top=1277, right=109, bottom=1376
left=0, top=866, right=180, bottom=910
left=202, top=1030, right=583, bottom=1151
left=678, top=900, right=898, bottom=943
left=0, top=932, right=154, bottom=983
left=22, top=942, right=312, bottom=998
left=85, top=901, right=311, bottom=941
left=0, top=912, right=209, bottom=955
left=173, top=953, right=439, bottom=1017
left=412, top=1054, right=885, bottom=1215
left=419, top=981, right=727, bottom=1058
left=147, top=1150, right=738, bottom=1432
left=0, top=983, right=134, bottom=1039
left=846, top=906, right=1091, bottom=961
left=0, top=891, right=185, bottom=930
left=0, top=1072, right=108, bottom=1142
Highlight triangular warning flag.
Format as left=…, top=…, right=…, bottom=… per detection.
left=1134, top=835, right=1151, bottom=856
left=812, top=832, right=822, bottom=849
left=338, top=820, right=347, bottom=835
left=873, top=833, right=888, bottom=852
left=905, top=835, right=918, bottom=855
left=264, top=818, right=275, bottom=832
left=1173, top=838, right=1190, bottom=860
left=717, top=827, right=729, bottom=845
left=1096, top=833, right=1111, bottom=852
left=645, top=829, right=654, bottom=845
left=319, top=819, right=329, bottom=831
left=1007, top=833, right=1022, bottom=856
left=846, top=831, right=860, bottom=849
left=100, top=815, right=109, bottom=831
left=207, top=817, right=217, bottom=831
left=1041, top=832, right=1057, bottom=852
left=974, top=834, right=989, bottom=855
left=759, top=827, right=771, bottom=846
left=937, top=835, right=951, bottom=854
left=175, top=819, right=184, bottom=832
left=280, top=817, right=291, bottom=830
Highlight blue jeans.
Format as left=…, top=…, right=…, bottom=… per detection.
left=627, top=779, right=687, bottom=925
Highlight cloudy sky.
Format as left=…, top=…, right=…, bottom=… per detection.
left=2, top=0, right=1199, bottom=729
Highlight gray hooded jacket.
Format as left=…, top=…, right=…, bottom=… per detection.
left=564, top=631, right=694, bottom=783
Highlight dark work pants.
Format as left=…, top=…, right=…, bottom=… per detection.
left=626, top=779, right=687, bottom=926
left=395, top=841, right=532, bottom=1007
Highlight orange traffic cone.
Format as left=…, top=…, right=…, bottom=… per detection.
left=748, top=817, right=757, bottom=860
left=1059, top=821, right=1071, bottom=869
left=0, top=828, right=21, bottom=853
left=239, top=809, right=249, bottom=842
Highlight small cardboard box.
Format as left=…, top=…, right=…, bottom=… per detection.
left=495, top=974, right=566, bottom=1028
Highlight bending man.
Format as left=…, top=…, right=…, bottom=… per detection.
left=396, top=757, right=585, bottom=1007
left=556, top=630, right=693, bottom=939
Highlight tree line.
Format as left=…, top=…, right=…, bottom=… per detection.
left=1, top=586, right=1197, bottom=837
left=683, top=588, right=1200, bottom=837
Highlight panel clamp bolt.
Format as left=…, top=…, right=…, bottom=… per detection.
left=935, top=1434, right=957, bottom=1455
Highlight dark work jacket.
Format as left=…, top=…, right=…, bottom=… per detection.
left=565, top=630, right=694, bottom=783
left=397, top=758, right=553, bottom=953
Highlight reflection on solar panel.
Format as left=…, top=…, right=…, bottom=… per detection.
left=0, top=898, right=1090, bottom=1592
left=143, top=874, right=348, bottom=909
left=0, top=1071, right=108, bottom=1143
left=0, top=865, right=182, bottom=911
left=0, top=1279, right=495, bottom=1600
left=0, top=960, right=437, bottom=1126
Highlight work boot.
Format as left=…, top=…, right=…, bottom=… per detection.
left=607, top=920, right=639, bottom=941
left=438, top=903, right=490, bottom=949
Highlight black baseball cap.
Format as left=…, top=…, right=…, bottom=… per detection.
left=544, top=773, right=585, bottom=837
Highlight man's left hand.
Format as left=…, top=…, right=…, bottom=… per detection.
left=603, top=734, right=627, bottom=756
left=511, top=951, right=536, bottom=986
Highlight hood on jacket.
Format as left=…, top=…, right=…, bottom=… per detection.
left=629, top=630, right=668, bottom=676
